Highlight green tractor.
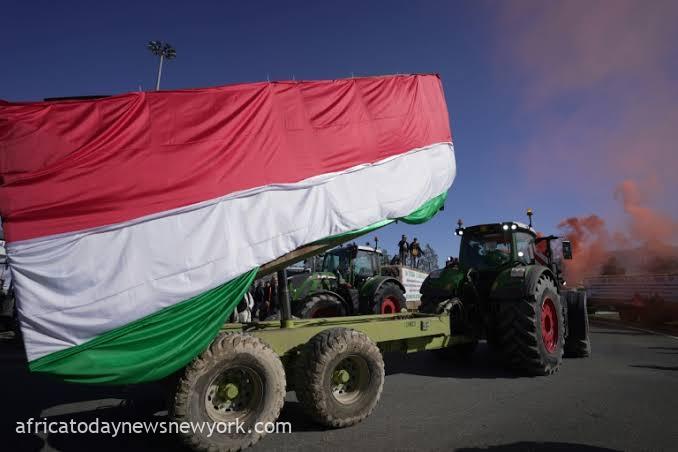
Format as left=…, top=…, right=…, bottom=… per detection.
left=420, top=213, right=590, bottom=375
left=287, top=244, right=407, bottom=318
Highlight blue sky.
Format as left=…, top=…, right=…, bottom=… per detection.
left=2, top=1, right=676, bottom=264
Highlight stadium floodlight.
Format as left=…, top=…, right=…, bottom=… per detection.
left=147, top=41, right=177, bottom=91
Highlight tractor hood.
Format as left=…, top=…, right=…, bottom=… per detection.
left=288, top=272, right=337, bottom=302
left=420, top=265, right=465, bottom=299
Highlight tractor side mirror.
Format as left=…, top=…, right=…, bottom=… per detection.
left=562, top=240, right=573, bottom=260
left=349, top=245, right=358, bottom=259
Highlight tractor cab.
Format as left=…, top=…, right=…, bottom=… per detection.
left=421, top=214, right=573, bottom=314
left=455, top=221, right=572, bottom=287
left=456, top=222, right=535, bottom=271
left=322, top=244, right=381, bottom=289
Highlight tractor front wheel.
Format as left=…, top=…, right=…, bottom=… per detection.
left=373, top=282, right=405, bottom=314
left=495, top=274, right=564, bottom=375
left=298, top=293, right=347, bottom=318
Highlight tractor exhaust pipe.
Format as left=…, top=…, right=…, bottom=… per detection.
left=277, top=269, right=292, bottom=328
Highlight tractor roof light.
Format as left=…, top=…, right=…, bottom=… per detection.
left=455, top=228, right=464, bottom=236
left=502, top=224, right=509, bottom=231
left=511, top=224, right=517, bottom=230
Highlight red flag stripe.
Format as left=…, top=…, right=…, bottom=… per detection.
left=0, top=74, right=451, bottom=242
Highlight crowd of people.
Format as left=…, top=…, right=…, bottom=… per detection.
left=231, top=276, right=281, bottom=323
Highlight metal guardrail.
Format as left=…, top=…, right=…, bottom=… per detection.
left=584, top=273, right=678, bottom=304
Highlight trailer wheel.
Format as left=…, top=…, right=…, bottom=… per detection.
left=373, top=282, right=405, bottom=314
left=298, top=293, right=347, bottom=318
left=564, top=291, right=591, bottom=358
left=295, top=328, right=384, bottom=427
left=171, top=333, right=286, bottom=452
left=496, top=274, right=564, bottom=375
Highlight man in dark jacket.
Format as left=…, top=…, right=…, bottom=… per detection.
left=409, top=238, right=422, bottom=268
left=398, top=235, right=409, bottom=266
left=253, top=281, right=265, bottom=319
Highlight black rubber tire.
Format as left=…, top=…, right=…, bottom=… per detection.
left=433, top=340, right=478, bottom=363
left=297, top=293, right=347, bottom=318
left=294, top=328, right=384, bottom=428
left=495, top=274, right=564, bottom=375
left=564, top=291, right=591, bottom=358
left=171, top=333, right=286, bottom=452
left=372, top=282, right=406, bottom=314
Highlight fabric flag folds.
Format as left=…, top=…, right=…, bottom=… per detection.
left=0, top=74, right=455, bottom=384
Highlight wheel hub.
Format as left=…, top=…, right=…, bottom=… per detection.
left=331, top=355, right=370, bottom=405
left=541, top=297, right=558, bottom=353
left=218, top=383, right=239, bottom=400
left=333, top=369, right=351, bottom=384
left=381, top=296, right=399, bottom=314
left=205, top=366, right=262, bottom=422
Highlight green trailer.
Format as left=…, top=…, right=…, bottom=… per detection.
left=171, top=246, right=474, bottom=451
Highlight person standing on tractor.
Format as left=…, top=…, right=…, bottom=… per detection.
left=398, top=234, right=409, bottom=266
left=409, top=237, right=422, bottom=268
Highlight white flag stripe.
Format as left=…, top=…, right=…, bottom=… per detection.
left=11, top=142, right=455, bottom=361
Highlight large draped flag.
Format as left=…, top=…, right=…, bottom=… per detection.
left=0, top=74, right=455, bottom=384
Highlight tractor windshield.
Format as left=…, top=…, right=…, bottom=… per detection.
left=322, top=249, right=351, bottom=278
left=461, top=233, right=512, bottom=270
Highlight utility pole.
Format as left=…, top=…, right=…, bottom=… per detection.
left=147, top=41, right=177, bottom=91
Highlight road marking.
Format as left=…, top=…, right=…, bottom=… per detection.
left=591, top=318, right=678, bottom=340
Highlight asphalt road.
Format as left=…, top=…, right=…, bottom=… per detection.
left=2, top=318, right=677, bottom=452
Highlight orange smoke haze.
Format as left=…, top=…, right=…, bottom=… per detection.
left=559, top=180, right=678, bottom=283
left=557, top=214, right=609, bottom=284
left=495, top=2, right=678, bottom=283
left=614, top=180, right=678, bottom=250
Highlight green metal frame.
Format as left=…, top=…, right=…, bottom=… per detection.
left=221, top=313, right=473, bottom=357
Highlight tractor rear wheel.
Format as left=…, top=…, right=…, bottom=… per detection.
left=495, top=274, right=564, bottom=375
left=298, top=293, right=347, bottom=318
left=564, top=291, right=591, bottom=358
left=294, top=328, right=384, bottom=427
left=373, top=282, right=405, bottom=314
left=171, top=333, right=286, bottom=452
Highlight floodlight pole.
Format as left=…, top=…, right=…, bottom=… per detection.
left=155, top=54, right=164, bottom=91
